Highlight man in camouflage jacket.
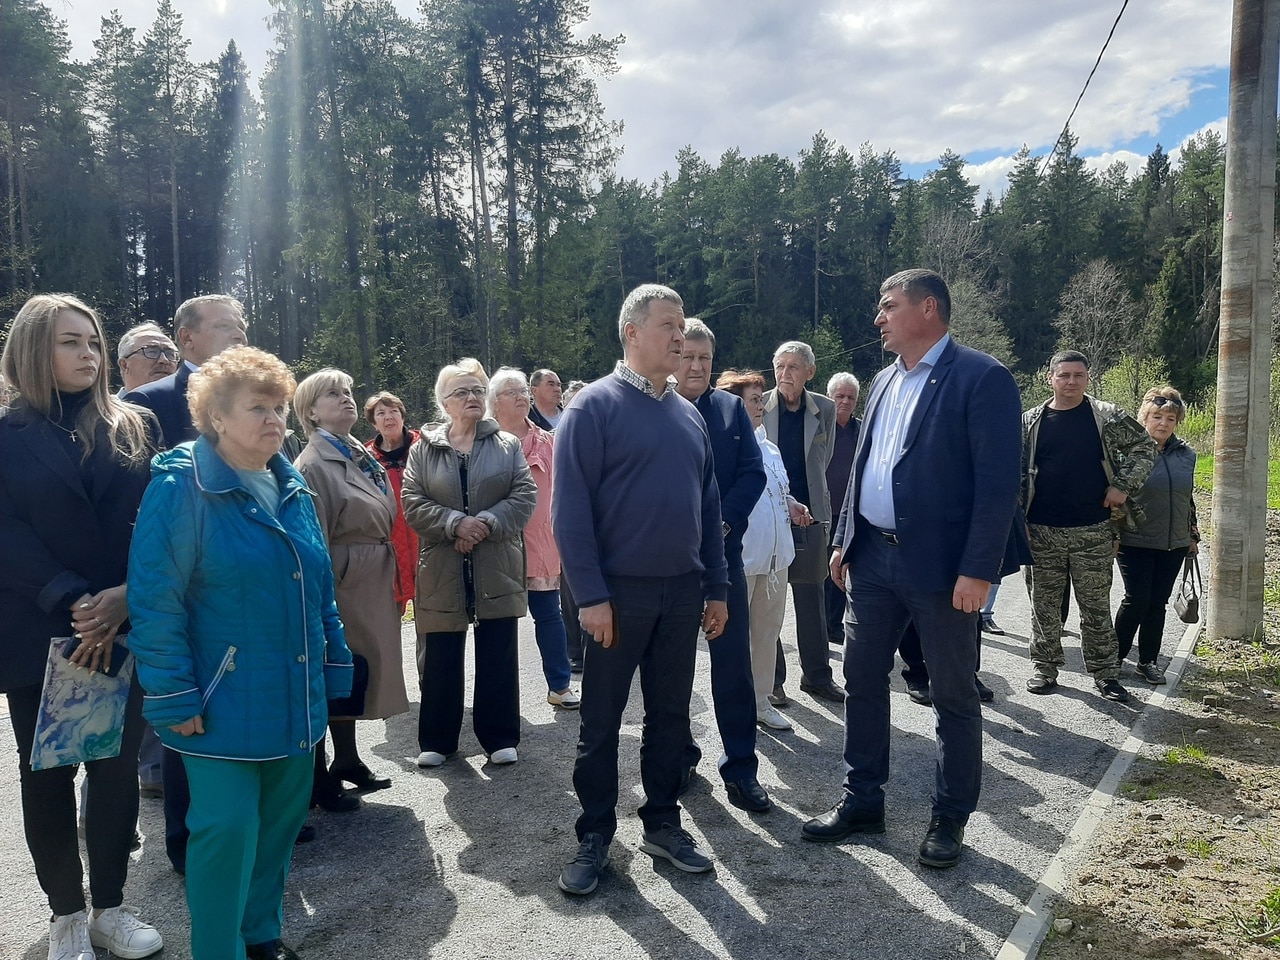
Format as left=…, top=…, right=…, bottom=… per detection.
left=1021, top=350, right=1156, bottom=703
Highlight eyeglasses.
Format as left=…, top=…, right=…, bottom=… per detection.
left=498, top=388, right=530, bottom=399
left=123, top=344, right=179, bottom=362
left=1149, top=396, right=1184, bottom=409
left=446, top=386, right=488, bottom=401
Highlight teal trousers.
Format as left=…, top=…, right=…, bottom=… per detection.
left=182, top=752, right=312, bottom=960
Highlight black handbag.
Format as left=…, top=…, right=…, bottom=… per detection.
left=327, top=653, right=370, bottom=718
left=788, top=522, right=830, bottom=585
left=1173, top=556, right=1201, bottom=624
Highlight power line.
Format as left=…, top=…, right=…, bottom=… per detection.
left=1038, top=0, right=1132, bottom=176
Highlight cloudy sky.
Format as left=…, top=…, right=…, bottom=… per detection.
left=56, top=0, right=1233, bottom=201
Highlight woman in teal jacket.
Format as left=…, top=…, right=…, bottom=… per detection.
left=127, top=347, right=353, bottom=960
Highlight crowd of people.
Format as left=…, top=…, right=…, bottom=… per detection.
left=0, top=275, right=1200, bottom=958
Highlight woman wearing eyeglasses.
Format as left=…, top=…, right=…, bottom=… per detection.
left=402, top=359, right=536, bottom=768
left=1114, top=387, right=1200, bottom=684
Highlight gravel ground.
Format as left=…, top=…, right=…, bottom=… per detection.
left=0, top=572, right=1189, bottom=960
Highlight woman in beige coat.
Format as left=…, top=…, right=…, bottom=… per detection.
left=402, top=358, right=536, bottom=769
left=294, top=369, right=409, bottom=810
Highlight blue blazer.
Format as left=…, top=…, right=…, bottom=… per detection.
left=832, top=337, right=1030, bottom=594
left=692, top=387, right=766, bottom=571
left=124, top=364, right=195, bottom=449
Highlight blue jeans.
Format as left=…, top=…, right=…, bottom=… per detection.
left=528, top=588, right=571, bottom=692
left=683, top=567, right=758, bottom=782
left=573, top=572, right=702, bottom=843
left=841, top=532, right=982, bottom=819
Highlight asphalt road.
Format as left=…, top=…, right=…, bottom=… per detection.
left=0, top=571, right=1187, bottom=960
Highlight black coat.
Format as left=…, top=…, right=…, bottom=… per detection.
left=124, top=363, right=195, bottom=449
left=0, top=405, right=153, bottom=690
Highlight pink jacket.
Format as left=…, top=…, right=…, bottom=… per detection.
left=520, top=423, right=560, bottom=580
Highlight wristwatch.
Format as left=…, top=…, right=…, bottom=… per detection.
left=722, top=522, right=731, bottom=537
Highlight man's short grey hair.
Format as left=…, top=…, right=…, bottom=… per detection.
left=773, top=340, right=815, bottom=368
left=174, top=294, right=244, bottom=333
left=487, top=366, right=529, bottom=418
left=881, top=269, right=951, bottom=324
left=530, top=368, right=558, bottom=387
left=117, top=322, right=175, bottom=360
left=827, top=372, right=860, bottom=397
left=617, top=284, right=683, bottom=343
left=682, top=317, right=715, bottom=350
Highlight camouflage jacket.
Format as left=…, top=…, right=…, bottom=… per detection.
left=1021, top=395, right=1158, bottom=531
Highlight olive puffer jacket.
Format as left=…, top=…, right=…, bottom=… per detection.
left=402, top=419, right=536, bottom=632
left=127, top=438, right=353, bottom=761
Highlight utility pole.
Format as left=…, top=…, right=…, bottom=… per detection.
left=1209, top=0, right=1280, bottom=640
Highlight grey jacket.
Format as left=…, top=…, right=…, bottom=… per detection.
left=402, top=419, right=536, bottom=632
left=1119, top=435, right=1199, bottom=551
left=762, top=388, right=837, bottom=524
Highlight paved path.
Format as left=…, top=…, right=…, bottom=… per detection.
left=0, top=572, right=1185, bottom=960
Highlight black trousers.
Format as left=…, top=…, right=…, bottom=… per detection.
left=898, top=617, right=983, bottom=685
left=8, top=678, right=144, bottom=916
left=418, top=617, right=520, bottom=755
left=573, top=572, right=702, bottom=843
left=1115, top=545, right=1189, bottom=664
left=560, top=586, right=586, bottom=664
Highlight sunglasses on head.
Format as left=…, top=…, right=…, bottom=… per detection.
left=1149, top=396, right=1183, bottom=409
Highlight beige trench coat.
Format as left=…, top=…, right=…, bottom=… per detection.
left=296, top=435, right=410, bottom=720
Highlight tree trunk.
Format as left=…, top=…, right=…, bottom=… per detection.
left=1209, top=0, right=1279, bottom=640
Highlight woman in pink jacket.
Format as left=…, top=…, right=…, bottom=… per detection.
left=488, top=368, right=579, bottom=709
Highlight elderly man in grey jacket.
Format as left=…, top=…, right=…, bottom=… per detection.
left=764, top=340, right=842, bottom=704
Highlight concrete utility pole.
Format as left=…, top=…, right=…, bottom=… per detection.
left=1210, top=0, right=1280, bottom=640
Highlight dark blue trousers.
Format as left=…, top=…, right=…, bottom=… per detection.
left=573, top=572, right=702, bottom=843
left=841, top=533, right=982, bottom=819
left=683, top=567, right=758, bottom=783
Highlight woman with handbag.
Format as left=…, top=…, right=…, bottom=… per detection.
left=0, top=294, right=163, bottom=960
left=1115, top=386, right=1200, bottom=684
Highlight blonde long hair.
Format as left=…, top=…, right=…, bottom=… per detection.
left=1, top=294, right=153, bottom=463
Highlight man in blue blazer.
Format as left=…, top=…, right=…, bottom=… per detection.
left=801, top=269, right=1026, bottom=869
left=674, top=319, right=769, bottom=813
left=124, top=295, right=248, bottom=448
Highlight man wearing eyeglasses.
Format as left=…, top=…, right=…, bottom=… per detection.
left=117, top=323, right=179, bottom=394
left=1022, top=349, right=1156, bottom=704
left=124, top=295, right=248, bottom=450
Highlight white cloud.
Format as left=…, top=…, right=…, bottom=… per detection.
left=60, top=0, right=1232, bottom=187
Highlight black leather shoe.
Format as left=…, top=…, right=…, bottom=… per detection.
left=329, top=762, right=392, bottom=793
left=311, top=773, right=361, bottom=813
left=294, top=823, right=316, bottom=844
left=975, top=676, right=995, bottom=703
left=980, top=616, right=1005, bottom=636
left=1026, top=675, right=1058, bottom=694
left=246, top=940, right=300, bottom=960
left=918, top=814, right=966, bottom=868
left=800, top=679, right=846, bottom=703
left=725, top=777, right=771, bottom=813
left=906, top=682, right=932, bottom=706
left=801, top=797, right=885, bottom=842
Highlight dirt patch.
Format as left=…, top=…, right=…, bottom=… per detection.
left=1037, top=505, right=1280, bottom=959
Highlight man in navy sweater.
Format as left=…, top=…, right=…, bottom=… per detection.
left=673, top=318, right=769, bottom=813
left=552, top=284, right=730, bottom=896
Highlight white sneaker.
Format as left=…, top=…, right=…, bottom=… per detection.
left=49, top=910, right=93, bottom=960
left=757, top=707, right=793, bottom=731
left=488, top=747, right=518, bottom=765
left=89, top=905, right=163, bottom=959
left=547, top=687, right=581, bottom=709
left=416, top=751, right=448, bottom=767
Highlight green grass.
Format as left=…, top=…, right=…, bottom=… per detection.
left=1164, top=744, right=1209, bottom=765
left=1193, top=454, right=1280, bottom=508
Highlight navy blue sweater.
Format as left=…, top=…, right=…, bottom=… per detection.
left=551, top=373, right=729, bottom=608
